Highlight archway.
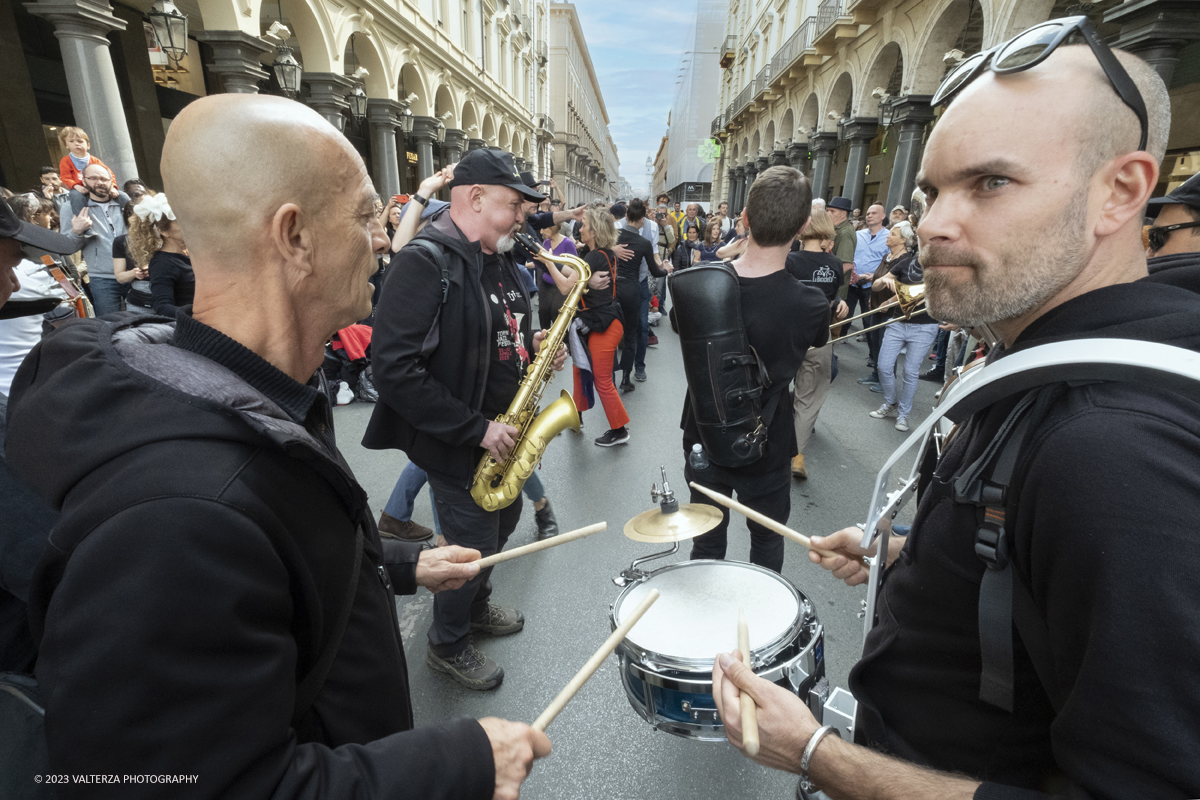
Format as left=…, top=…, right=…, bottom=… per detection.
left=434, top=84, right=457, bottom=128
left=765, top=120, right=776, bottom=152
left=461, top=101, right=480, bottom=139
left=779, top=108, right=794, bottom=145
left=481, top=113, right=496, bottom=144
left=910, top=0, right=988, bottom=95
left=399, top=62, right=428, bottom=116
left=342, top=31, right=389, bottom=98
left=859, top=41, right=904, bottom=118
left=823, top=73, right=853, bottom=131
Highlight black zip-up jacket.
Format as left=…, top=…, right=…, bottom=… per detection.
left=1143, top=250, right=1200, bottom=295
left=363, top=213, right=533, bottom=482
left=850, top=281, right=1200, bottom=799
left=5, top=316, right=493, bottom=799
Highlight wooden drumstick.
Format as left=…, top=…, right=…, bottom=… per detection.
left=738, top=609, right=760, bottom=757
left=475, top=522, right=607, bottom=569
left=688, top=482, right=870, bottom=575
left=532, top=588, right=660, bottom=732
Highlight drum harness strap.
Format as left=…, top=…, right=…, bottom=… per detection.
left=953, top=384, right=1069, bottom=714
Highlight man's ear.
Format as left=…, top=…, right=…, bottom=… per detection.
left=270, top=203, right=315, bottom=278
left=1093, top=150, right=1158, bottom=238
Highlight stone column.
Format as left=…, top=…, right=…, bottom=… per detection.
left=755, top=156, right=770, bottom=177
left=443, top=128, right=466, bottom=166
left=786, top=141, right=809, bottom=175
left=28, top=0, right=139, bottom=183
left=726, top=168, right=737, bottom=211
left=302, top=73, right=353, bottom=132
left=769, top=149, right=789, bottom=167
left=410, top=116, right=440, bottom=182
left=467, top=138, right=487, bottom=152
left=840, top=119, right=878, bottom=212
left=514, top=157, right=528, bottom=172
left=809, top=132, right=839, bottom=201
left=743, top=160, right=758, bottom=202
left=196, top=30, right=271, bottom=94
left=1104, top=0, right=1200, bottom=86
left=732, top=166, right=746, bottom=214
left=885, top=97, right=935, bottom=212
left=367, top=99, right=403, bottom=200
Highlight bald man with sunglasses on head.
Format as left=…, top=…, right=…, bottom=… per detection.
left=710, top=20, right=1200, bottom=800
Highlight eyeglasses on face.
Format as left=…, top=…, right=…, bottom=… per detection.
left=1148, top=220, right=1200, bottom=252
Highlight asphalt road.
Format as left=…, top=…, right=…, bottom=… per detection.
left=334, top=311, right=940, bottom=800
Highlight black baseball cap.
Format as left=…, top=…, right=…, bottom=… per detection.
left=1146, top=172, right=1200, bottom=220
left=0, top=198, right=79, bottom=254
left=450, top=149, right=545, bottom=201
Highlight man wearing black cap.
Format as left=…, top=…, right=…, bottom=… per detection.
left=1143, top=171, right=1200, bottom=294
left=365, top=148, right=567, bottom=690
left=0, top=201, right=80, bottom=674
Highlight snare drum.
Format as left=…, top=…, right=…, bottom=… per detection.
left=610, top=560, right=825, bottom=741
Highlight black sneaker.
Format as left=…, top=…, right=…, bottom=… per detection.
left=426, top=642, right=504, bottom=690
left=920, top=370, right=945, bottom=383
left=469, top=603, right=525, bottom=636
left=595, top=427, right=630, bottom=447
left=634, top=369, right=647, bottom=382
left=534, top=500, right=560, bottom=540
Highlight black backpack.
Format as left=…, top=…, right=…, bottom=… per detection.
left=669, top=262, right=782, bottom=468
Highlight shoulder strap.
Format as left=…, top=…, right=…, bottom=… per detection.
left=410, top=238, right=452, bottom=305
left=956, top=387, right=1066, bottom=714
left=291, top=523, right=363, bottom=728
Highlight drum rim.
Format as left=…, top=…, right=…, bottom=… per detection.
left=610, top=559, right=808, bottom=671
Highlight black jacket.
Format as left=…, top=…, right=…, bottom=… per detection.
left=850, top=282, right=1200, bottom=799
left=5, top=316, right=493, bottom=799
left=1144, top=250, right=1200, bottom=295
left=363, top=214, right=534, bottom=482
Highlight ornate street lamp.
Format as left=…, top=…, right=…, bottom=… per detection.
left=270, top=0, right=302, bottom=98
left=435, top=120, right=447, bottom=144
left=399, top=106, right=414, bottom=135
left=347, top=39, right=368, bottom=124
left=147, top=0, right=188, bottom=66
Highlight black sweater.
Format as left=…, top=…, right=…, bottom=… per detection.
left=149, top=250, right=195, bottom=317
left=850, top=281, right=1200, bottom=799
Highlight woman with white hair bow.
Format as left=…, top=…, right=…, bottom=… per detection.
left=866, top=219, right=940, bottom=433
left=127, top=192, right=192, bottom=317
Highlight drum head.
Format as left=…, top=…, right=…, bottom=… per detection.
left=615, top=561, right=801, bottom=662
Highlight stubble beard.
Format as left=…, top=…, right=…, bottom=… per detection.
left=923, top=183, right=1091, bottom=328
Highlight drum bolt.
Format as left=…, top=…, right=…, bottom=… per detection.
left=681, top=701, right=691, bottom=712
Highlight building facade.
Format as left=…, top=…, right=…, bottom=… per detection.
left=662, top=0, right=726, bottom=207
left=709, top=0, right=1200, bottom=216
left=0, top=0, right=558, bottom=200
left=547, top=1, right=620, bottom=205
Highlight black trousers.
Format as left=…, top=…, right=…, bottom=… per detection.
left=685, top=459, right=790, bottom=573
left=616, top=283, right=641, bottom=378
left=426, top=471, right=523, bottom=656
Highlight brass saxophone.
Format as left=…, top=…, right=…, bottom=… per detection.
left=470, top=231, right=592, bottom=511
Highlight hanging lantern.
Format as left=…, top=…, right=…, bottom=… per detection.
left=435, top=120, right=447, bottom=144
left=147, top=0, right=188, bottom=65
left=399, top=107, right=414, bottom=135
left=272, top=44, right=303, bottom=98
left=349, top=85, right=368, bottom=123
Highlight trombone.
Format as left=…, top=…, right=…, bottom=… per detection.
left=829, top=283, right=926, bottom=345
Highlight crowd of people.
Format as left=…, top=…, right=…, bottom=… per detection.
left=1, top=21, right=1200, bottom=800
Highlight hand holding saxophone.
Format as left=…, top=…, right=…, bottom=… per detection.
left=533, top=330, right=568, bottom=372
left=481, top=420, right=519, bottom=462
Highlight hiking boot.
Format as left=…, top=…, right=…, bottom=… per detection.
left=895, top=416, right=910, bottom=432
left=791, top=454, right=807, bottom=480
left=426, top=642, right=504, bottom=690
left=595, top=427, right=631, bottom=447
left=534, top=500, right=560, bottom=540
left=634, top=369, right=647, bottom=382
left=870, top=403, right=899, bottom=419
left=470, top=603, right=525, bottom=636
left=620, top=379, right=636, bottom=393
left=378, top=512, right=432, bottom=542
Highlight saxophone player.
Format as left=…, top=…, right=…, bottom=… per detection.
left=364, top=149, right=568, bottom=690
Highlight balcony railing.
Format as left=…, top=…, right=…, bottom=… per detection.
left=537, top=39, right=547, bottom=64
left=770, top=16, right=816, bottom=78
left=711, top=111, right=727, bottom=137
left=754, top=64, right=773, bottom=97
left=720, top=33, right=737, bottom=68
left=731, top=81, right=755, bottom=117
left=538, top=113, right=555, bottom=136
left=816, top=0, right=843, bottom=35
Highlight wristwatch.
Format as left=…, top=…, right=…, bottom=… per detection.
left=411, top=193, right=429, bottom=207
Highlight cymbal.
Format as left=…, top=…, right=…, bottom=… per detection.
left=623, top=503, right=724, bottom=543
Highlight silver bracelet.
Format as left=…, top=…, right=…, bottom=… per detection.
left=799, top=724, right=842, bottom=794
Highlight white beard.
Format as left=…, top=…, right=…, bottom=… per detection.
left=496, top=234, right=516, bottom=253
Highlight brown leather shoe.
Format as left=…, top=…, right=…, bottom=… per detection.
left=378, top=512, right=433, bottom=541
left=791, top=454, right=807, bottom=480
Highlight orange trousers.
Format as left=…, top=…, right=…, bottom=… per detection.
left=573, top=320, right=630, bottom=430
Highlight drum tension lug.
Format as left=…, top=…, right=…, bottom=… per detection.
left=857, top=598, right=867, bottom=619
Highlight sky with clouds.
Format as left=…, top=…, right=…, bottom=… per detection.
left=569, top=0, right=699, bottom=195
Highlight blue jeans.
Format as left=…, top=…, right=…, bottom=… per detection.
left=879, top=322, right=940, bottom=417
left=383, top=462, right=440, bottom=534
left=932, top=328, right=950, bottom=372
left=89, top=278, right=126, bottom=317
left=523, top=469, right=546, bottom=503
left=635, top=279, right=650, bottom=371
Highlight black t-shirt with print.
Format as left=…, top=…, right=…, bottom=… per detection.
left=481, top=252, right=531, bottom=418
left=786, top=249, right=844, bottom=303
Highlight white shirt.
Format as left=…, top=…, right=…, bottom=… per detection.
left=0, top=259, right=68, bottom=396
